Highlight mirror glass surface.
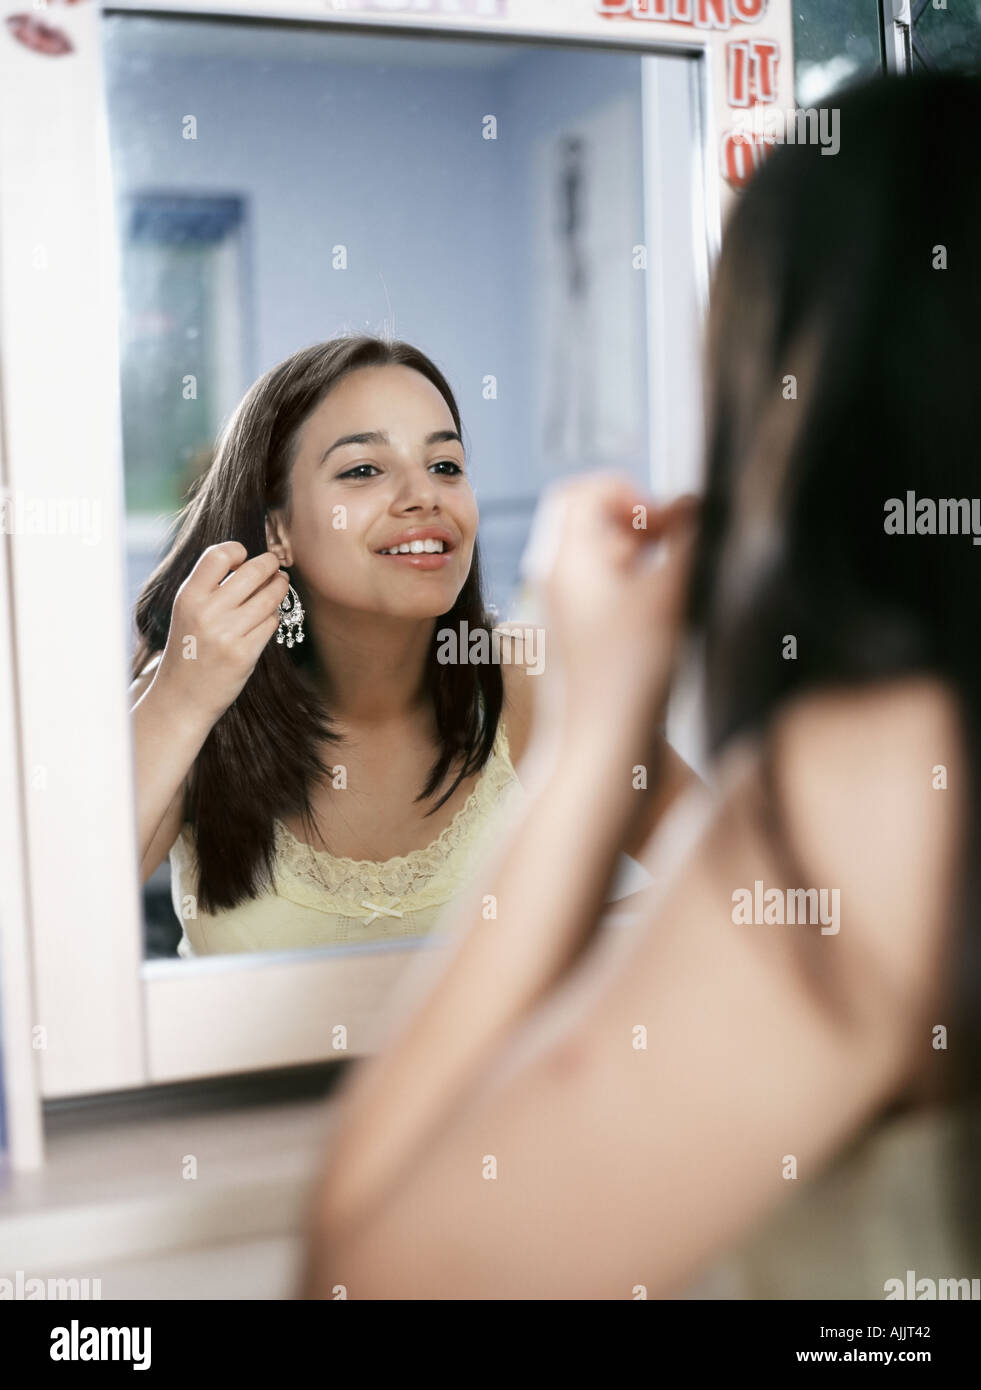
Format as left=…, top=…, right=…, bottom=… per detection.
left=101, top=16, right=703, bottom=961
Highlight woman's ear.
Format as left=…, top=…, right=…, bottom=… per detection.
left=265, top=509, right=293, bottom=567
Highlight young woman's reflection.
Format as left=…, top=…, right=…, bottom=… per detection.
left=129, top=339, right=693, bottom=955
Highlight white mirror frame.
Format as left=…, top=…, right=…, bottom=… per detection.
left=0, top=0, right=794, bottom=1100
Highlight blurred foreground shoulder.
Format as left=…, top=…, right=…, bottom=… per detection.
left=766, top=676, right=965, bottom=1021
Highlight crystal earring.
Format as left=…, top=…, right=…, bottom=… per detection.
left=276, top=584, right=305, bottom=648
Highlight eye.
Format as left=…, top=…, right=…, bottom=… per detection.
left=338, top=463, right=379, bottom=479
left=431, top=461, right=463, bottom=476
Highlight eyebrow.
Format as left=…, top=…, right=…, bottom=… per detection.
left=319, top=429, right=463, bottom=465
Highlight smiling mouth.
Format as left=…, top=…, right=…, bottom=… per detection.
left=373, top=538, right=455, bottom=570
left=377, top=539, right=451, bottom=556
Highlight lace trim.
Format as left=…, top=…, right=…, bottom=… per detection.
left=269, top=719, right=519, bottom=917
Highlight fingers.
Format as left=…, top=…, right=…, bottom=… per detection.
left=217, top=550, right=287, bottom=608
left=600, top=483, right=699, bottom=542
left=183, top=541, right=248, bottom=596
left=638, top=502, right=700, bottom=624
left=181, top=543, right=285, bottom=610
left=652, top=493, right=700, bottom=535
left=558, top=473, right=700, bottom=549
left=240, top=567, right=292, bottom=637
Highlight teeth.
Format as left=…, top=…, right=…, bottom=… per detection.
left=380, top=539, right=446, bottom=555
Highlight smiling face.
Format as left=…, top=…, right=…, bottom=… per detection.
left=267, top=364, right=478, bottom=619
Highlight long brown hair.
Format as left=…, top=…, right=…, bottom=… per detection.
left=132, top=335, right=503, bottom=912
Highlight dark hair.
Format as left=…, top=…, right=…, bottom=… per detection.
left=687, top=73, right=981, bottom=1267
left=132, top=335, right=503, bottom=912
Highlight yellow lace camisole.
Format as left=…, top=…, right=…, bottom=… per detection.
left=169, top=716, right=526, bottom=958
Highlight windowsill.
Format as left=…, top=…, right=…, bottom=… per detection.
left=0, top=1062, right=351, bottom=1282
left=1, top=918, right=647, bottom=1294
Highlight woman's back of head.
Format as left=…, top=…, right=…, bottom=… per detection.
left=690, top=71, right=981, bottom=752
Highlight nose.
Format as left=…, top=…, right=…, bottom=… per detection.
left=392, top=466, right=442, bottom=514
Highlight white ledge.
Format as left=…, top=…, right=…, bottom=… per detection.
left=0, top=1068, right=346, bottom=1277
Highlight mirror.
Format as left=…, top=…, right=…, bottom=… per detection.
left=103, top=15, right=707, bottom=962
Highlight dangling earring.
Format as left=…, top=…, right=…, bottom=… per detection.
left=276, top=584, right=305, bottom=648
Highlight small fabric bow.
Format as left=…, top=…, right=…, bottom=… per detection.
left=359, top=898, right=405, bottom=926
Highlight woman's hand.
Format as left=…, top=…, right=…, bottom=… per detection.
left=526, top=472, right=698, bottom=744
left=151, top=542, right=291, bottom=725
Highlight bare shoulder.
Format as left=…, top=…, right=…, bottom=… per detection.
left=768, top=676, right=963, bottom=844
left=493, top=623, right=541, bottom=768
left=764, top=676, right=965, bottom=1018
left=771, top=674, right=962, bottom=768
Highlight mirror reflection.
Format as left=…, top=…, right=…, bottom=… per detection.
left=106, top=17, right=703, bottom=959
